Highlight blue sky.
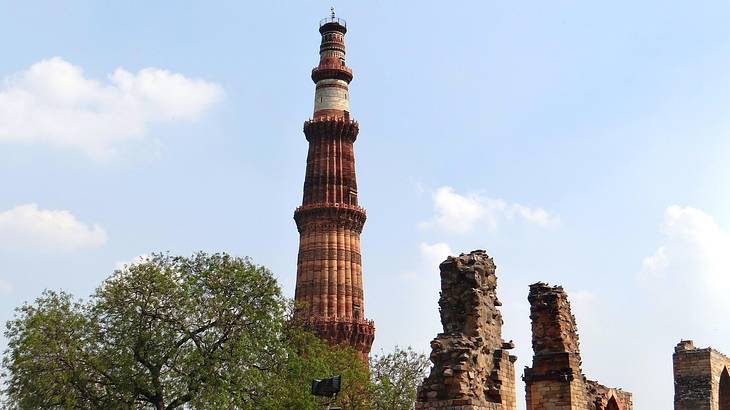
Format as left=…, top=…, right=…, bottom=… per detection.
left=2, top=1, right=730, bottom=408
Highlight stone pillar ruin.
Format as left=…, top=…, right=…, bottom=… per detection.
left=673, top=340, right=730, bottom=410
left=523, top=283, right=632, bottom=410
left=415, top=250, right=517, bottom=410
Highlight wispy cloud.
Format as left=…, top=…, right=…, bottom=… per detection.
left=419, top=242, right=453, bottom=269
left=0, top=203, right=107, bottom=251
left=400, top=242, right=453, bottom=281
left=639, top=206, right=730, bottom=312
left=0, top=57, right=223, bottom=158
left=420, top=186, right=560, bottom=233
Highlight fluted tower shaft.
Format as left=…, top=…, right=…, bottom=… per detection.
left=294, top=14, right=375, bottom=363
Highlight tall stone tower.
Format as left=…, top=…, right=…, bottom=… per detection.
left=293, top=11, right=375, bottom=363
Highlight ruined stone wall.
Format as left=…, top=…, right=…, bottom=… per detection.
left=415, top=250, right=517, bottom=410
left=523, top=283, right=588, bottom=409
left=524, top=283, right=632, bottom=410
left=673, top=340, right=730, bottom=410
left=586, top=381, right=633, bottom=410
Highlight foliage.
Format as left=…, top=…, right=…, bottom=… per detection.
left=3, top=253, right=286, bottom=409
left=277, top=330, right=370, bottom=409
left=2, top=290, right=99, bottom=409
left=370, top=346, right=431, bottom=410
left=2, top=252, right=428, bottom=409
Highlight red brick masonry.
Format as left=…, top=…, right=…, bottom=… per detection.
left=523, top=283, right=632, bottom=410
left=673, top=340, right=730, bottom=410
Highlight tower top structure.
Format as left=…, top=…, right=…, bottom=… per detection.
left=311, top=11, right=353, bottom=119
left=320, top=7, right=346, bottom=32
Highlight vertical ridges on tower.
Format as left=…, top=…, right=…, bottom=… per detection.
left=293, top=13, right=374, bottom=364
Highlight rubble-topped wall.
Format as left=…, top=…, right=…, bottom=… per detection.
left=586, top=381, right=633, bottom=410
left=673, top=340, right=730, bottom=410
left=529, top=283, right=581, bottom=358
left=416, top=250, right=517, bottom=410
left=523, top=283, right=632, bottom=410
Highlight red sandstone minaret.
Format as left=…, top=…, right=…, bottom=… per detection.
left=293, top=10, right=375, bottom=363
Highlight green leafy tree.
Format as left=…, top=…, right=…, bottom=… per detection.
left=3, top=251, right=424, bottom=410
left=369, top=346, right=431, bottom=410
left=3, top=253, right=287, bottom=409
left=278, top=330, right=370, bottom=409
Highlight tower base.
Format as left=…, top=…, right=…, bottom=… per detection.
left=304, top=317, right=375, bottom=364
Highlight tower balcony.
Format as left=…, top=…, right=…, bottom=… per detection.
left=304, top=115, right=358, bottom=127
left=306, top=314, right=375, bottom=328
left=303, top=116, right=359, bottom=142
left=319, top=17, right=347, bottom=34
left=294, top=202, right=366, bottom=215
left=312, top=64, right=353, bottom=83
left=293, top=202, right=367, bottom=233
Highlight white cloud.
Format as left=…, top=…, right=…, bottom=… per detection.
left=399, top=242, right=453, bottom=281
left=639, top=205, right=730, bottom=315
left=420, top=186, right=560, bottom=233
left=625, top=205, right=730, bottom=408
left=0, top=203, right=107, bottom=251
left=511, top=204, right=558, bottom=227
left=0, top=57, right=222, bottom=158
left=419, top=242, right=453, bottom=269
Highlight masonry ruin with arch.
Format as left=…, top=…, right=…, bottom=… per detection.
left=523, top=283, right=632, bottom=410
left=415, top=250, right=633, bottom=410
left=673, top=340, right=730, bottom=410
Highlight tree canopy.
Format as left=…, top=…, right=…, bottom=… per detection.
left=2, top=252, right=428, bottom=409
left=370, top=346, right=431, bottom=410
left=3, top=253, right=290, bottom=409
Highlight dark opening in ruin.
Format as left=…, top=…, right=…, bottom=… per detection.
left=720, top=368, right=730, bottom=410
left=606, top=396, right=620, bottom=410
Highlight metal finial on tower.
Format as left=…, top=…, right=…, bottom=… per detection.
left=319, top=7, right=346, bottom=29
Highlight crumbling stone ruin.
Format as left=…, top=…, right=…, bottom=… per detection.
left=523, top=283, right=632, bottom=410
left=416, top=250, right=517, bottom=410
left=673, top=340, right=730, bottom=409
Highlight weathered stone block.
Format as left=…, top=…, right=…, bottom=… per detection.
left=416, top=250, right=517, bottom=410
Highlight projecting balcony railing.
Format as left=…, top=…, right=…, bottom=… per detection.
left=295, top=202, right=366, bottom=215
left=311, top=63, right=353, bottom=83
left=313, top=62, right=352, bottom=73
left=320, top=16, right=346, bottom=28
left=305, top=115, right=358, bottom=126
left=307, top=315, right=375, bottom=328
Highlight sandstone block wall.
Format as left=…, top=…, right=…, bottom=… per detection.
left=523, top=283, right=632, bottom=410
left=673, top=340, right=730, bottom=410
left=416, top=250, right=517, bottom=410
